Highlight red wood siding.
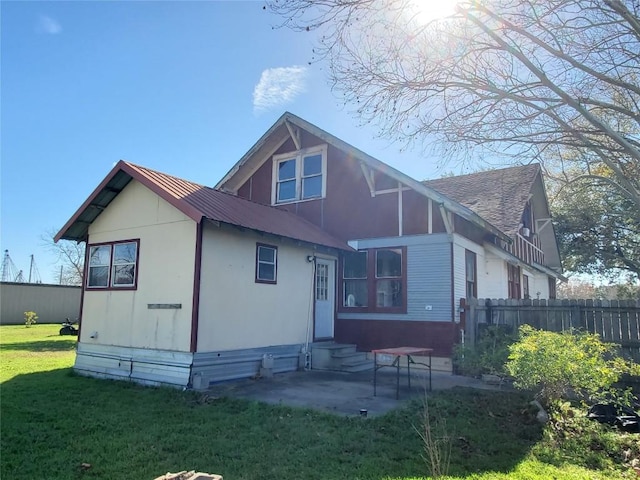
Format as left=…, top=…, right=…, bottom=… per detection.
left=235, top=135, right=435, bottom=240
left=402, top=190, right=429, bottom=235
left=335, top=318, right=459, bottom=357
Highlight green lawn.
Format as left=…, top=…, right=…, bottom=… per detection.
left=1, top=325, right=637, bottom=479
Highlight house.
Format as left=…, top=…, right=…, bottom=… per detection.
left=56, top=112, right=563, bottom=389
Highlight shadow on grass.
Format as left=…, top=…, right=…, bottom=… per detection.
left=0, top=368, right=545, bottom=480
left=1, top=339, right=77, bottom=352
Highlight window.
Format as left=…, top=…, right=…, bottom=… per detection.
left=256, top=244, right=277, bottom=284
left=343, top=251, right=368, bottom=307
left=507, top=264, right=521, bottom=299
left=523, top=274, right=530, bottom=299
left=375, top=249, right=403, bottom=308
left=341, top=247, right=406, bottom=311
left=465, top=250, right=477, bottom=299
left=548, top=276, right=557, bottom=299
left=87, top=240, right=139, bottom=289
left=273, top=146, right=327, bottom=204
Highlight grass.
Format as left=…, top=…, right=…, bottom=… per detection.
left=1, top=324, right=638, bottom=479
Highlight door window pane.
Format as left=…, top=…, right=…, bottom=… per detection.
left=316, top=263, right=328, bottom=301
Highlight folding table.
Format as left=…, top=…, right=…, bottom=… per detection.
left=372, top=346, right=433, bottom=399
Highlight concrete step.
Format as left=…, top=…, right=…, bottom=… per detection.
left=340, top=359, right=374, bottom=373
left=311, top=343, right=371, bottom=372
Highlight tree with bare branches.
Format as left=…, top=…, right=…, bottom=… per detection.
left=268, top=0, right=640, bottom=214
left=42, top=229, right=84, bottom=285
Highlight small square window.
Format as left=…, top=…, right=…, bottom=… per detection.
left=256, top=244, right=277, bottom=284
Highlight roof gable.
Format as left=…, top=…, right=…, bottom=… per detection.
left=216, top=112, right=510, bottom=242
left=424, top=164, right=541, bottom=236
left=55, top=161, right=350, bottom=252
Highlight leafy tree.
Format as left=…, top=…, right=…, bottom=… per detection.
left=506, top=325, right=639, bottom=407
left=552, top=174, right=640, bottom=280
left=268, top=0, right=640, bottom=213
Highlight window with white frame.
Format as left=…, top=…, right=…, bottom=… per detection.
left=256, top=243, right=277, bottom=284
left=87, top=240, right=139, bottom=289
left=273, top=146, right=327, bottom=204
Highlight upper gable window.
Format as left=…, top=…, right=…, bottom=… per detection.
left=272, top=145, right=327, bottom=204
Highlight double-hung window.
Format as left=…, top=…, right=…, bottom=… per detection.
left=256, top=243, right=277, bottom=284
left=375, top=249, right=403, bottom=308
left=343, top=251, right=368, bottom=307
left=465, top=250, right=477, bottom=299
left=87, top=240, right=139, bottom=289
left=341, top=247, right=406, bottom=312
left=508, top=264, right=521, bottom=299
left=273, top=145, right=327, bottom=204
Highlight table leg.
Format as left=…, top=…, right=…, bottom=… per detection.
left=429, top=351, right=432, bottom=391
left=396, top=355, right=400, bottom=400
left=407, top=355, right=411, bottom=390
left=373, top=352, right=377, bottom=396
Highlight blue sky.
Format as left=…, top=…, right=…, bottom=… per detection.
left=1, top=1, right=449, bottom=284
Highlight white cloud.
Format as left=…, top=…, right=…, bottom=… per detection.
left=253, top=66, right=309, bottom=113
left=38, top=15, right=62, bottom=35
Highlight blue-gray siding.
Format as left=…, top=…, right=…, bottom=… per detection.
left=338, top=234, right=453, bottom=322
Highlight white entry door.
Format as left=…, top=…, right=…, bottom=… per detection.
left=314, top=258, right=335, bottom=339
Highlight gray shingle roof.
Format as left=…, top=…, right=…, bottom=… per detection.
left=423, top=164, right=541, bottom=237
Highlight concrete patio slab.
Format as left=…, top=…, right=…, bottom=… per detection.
left=206, top=369, right=507, bottom=417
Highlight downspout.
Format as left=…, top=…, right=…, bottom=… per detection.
left=189, top=220, right=204, bottom=387
left=76, top=239, right=90, bottom=343
left=303, top=254, right=316, bottom=370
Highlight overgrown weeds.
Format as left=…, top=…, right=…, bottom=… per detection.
left=414, top=397, right=452, bottom=478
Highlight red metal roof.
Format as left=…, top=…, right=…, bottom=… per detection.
left=56, top=161, right=351, bottom=252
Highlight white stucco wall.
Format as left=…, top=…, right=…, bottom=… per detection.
left=81, top=180, right=197, bottom=352
left=197, top=224, right=319, bottom=352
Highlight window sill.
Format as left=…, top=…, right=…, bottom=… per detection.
left=85, top=286, right=137, bottom=291
left=273, top=196, right=324, bottom=206
left=338, top=306, right=407, bottom=315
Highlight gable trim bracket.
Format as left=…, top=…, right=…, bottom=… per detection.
left=285, top=120, right=301, bottom=150
left=439, top=204, right=454, bottom=234
left=536, top=218, right=552, bottom=232
left=359, top=162, right=376, bottom=197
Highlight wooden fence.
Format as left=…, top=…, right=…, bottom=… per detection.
left=460, top=298, right=640, bottom=362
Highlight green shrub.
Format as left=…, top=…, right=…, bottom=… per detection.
left=506, top=325, right=639, bottom=406
left=23, top=311, right=38, bottom=328
left=454, top=324, right=517, bottom=377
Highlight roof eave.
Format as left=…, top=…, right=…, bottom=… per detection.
left=55, top=161, right=205, bottom=243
